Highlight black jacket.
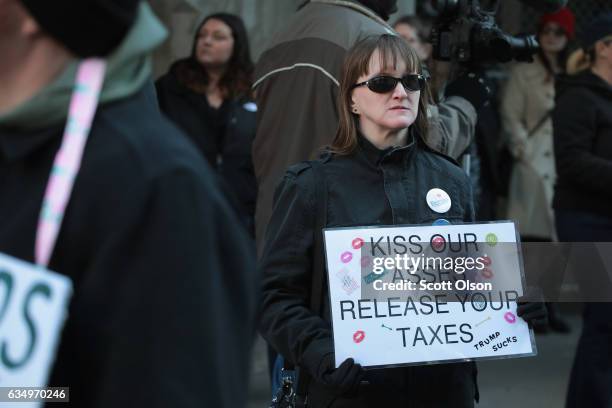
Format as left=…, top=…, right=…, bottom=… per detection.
left=259, top=134, right=478, bottom=407
left=156, top=62, right=257, bottom=235
left=553, top=71, right=612, bottom=217
left=0, top=88, right=257, bottom=407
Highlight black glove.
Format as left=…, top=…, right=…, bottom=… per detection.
left=444, top=72, right=491, bottom=111
left=517, top=297, right=548, bottom=330
left=317, top=354, right=365, bottom=396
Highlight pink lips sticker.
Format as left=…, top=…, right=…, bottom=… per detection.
left=504, top=312, right=517, bottom=324
left=482, top=268, right=494, bottom=279
left=341, top=251, right=353, bottom=264
left=353, top=330, right=365, bottom=344
left=482, top=256, right=492, bottom=266
left=352, top=238, right=364, bottom=250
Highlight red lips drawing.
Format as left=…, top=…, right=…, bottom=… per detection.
left=353, top=330, right=365, bottom=344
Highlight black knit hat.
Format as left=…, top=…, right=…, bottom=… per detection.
left=19, top=0, right=141, bottom=57
left=581, top=13, right=612, bottom=50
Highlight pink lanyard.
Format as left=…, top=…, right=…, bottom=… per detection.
left=35, top=59, right=107, bottom=267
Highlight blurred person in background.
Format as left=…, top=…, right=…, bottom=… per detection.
left=500, top=7, right=575, bottom=333
left=393, top=14, right=488, bottom=219
left=0, top=1, right=257, bottom=406
left=392, top=14, right=448, bottom=101
left=552, top=13, right=612, bottom=408
left=501, top=7, right=574, bottom=243
left=392, top=15, right=432, bottom=62
left=156, top=13, right=257, bottom=236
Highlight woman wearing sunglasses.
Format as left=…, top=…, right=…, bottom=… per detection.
left=260, top=34, right=481, bottom=407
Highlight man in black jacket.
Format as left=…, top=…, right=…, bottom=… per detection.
left=553, top=13, right=612, bottom=408
left=0, top=1, right=257, bottom=407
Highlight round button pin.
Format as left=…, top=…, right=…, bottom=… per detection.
left=433, top=218, right=451, bottom=226
left=426, top=188, right=451, bottom=214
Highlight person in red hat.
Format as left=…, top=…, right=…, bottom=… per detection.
left=500, top=7, right=575, bottom=333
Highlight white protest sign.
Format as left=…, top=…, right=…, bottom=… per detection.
left=323, top=221, right=536, bottom=368
left=0, top=252, right=72, bottom=401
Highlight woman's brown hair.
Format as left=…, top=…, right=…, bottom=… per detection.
left=174, top=13, right=254, bottom=100
left=331, top=34, right=430, bottom=155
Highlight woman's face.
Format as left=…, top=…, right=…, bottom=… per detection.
left=595, top=37, right=612, bottom=71
left=539, top=22, right=568, bottom=54
left=351, top=50, right=420, bottom=134
left=195, top=18, right=234, bottom=69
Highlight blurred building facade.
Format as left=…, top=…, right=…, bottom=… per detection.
left=148, top=0, right=612, bottom=78
left=148, top=0, right=416, bottom=77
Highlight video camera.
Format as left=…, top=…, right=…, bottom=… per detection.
left=430, top=0, right=567, bottom=64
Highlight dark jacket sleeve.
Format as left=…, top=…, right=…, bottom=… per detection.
left=464, top=177, right=476, bottom=223
left=94, top=167, right=257, bottom=408
left=553, top=88, right=612, bottom=196
left=258, top=168, right=333, bottom=377
left=153, top=75, right=169, bottom=113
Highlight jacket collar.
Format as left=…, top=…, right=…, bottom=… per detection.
left=357, top=128, right=416, bottom=166
left=556, top=70, right=612, bottom=100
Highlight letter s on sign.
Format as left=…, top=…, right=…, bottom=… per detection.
left=0, top=270, right=14, bottom=325
left=1, top=282, right=53, bottom=369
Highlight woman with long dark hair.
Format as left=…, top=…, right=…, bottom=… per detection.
left=260, top=34, right=545, bottom=407
left=156, top=13, right=256, bottom=234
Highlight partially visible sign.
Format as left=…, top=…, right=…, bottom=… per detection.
left=0, top=252, right=72, bottom=407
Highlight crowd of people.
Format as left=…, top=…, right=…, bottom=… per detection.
left=0, top=0, right=611, bottom=407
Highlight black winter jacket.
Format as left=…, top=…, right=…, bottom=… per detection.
left=553, top=71, right=612, bottom=217
left=0, top=88, right=257, bottom=408
left=259, top=134, right=478, bottom=407
left=156, top=63, right=257, bottom=235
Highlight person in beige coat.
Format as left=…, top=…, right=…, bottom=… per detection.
left=501, top=8, right=575, bottom=334
left=501, top=7, right=575, bottom=240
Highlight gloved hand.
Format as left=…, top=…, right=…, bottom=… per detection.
left=517, top=297, right=548, bottom=330
left=316, top=354, right=365, bottom=396
left=445, top=72, right=491, bottom=111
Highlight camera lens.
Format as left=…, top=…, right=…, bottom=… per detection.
left=483, top=33, right=539, bottom=63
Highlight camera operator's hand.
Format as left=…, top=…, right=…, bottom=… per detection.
left=445, top=72, right=491, bottom=111
left=317, top=354, right=365, bottom=396
left=517, top=293, right=548, bottom=330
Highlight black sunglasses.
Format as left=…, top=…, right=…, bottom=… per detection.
left=352, top=74, right=426, bottom=93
